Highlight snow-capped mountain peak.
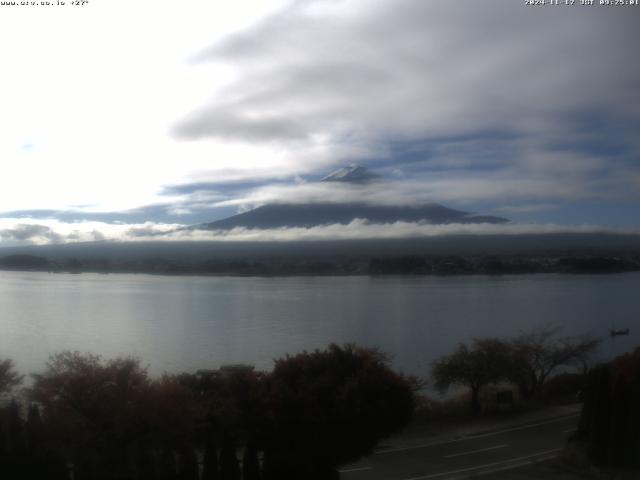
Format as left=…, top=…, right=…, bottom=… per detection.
left=321, top=164, right=379, bottom=184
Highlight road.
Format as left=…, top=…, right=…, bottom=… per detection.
left=339, top=413, right=579, bottom=480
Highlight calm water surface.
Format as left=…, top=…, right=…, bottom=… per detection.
left=0, top=271, right=638, bottom=377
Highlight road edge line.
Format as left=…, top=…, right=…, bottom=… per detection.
left=376, top=413, right=579, bottom=455
left=399, top=448, right=562, bottom=480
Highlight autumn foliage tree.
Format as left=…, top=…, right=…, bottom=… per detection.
left=432, top=338, right=511, bottom=413
left=29, top=352, right=153, bottom=479
left=1, top=345, right=417, bottom=480
left=0, top=358, right=23, bottom=396
left=177, top=367, right=268, bottom=442
left=0, top=358, right=68, bottom=480
left=263, top=344, right=416, bottom=479
left=139, top=374, right=201, bottom=450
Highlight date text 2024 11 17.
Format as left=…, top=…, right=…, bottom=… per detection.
left=525, top=0, right=638, bottom=5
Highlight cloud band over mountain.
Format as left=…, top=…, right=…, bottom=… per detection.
left=0, top=0, right=638, bottom=242
left=1, top=218, right=639, bottom=247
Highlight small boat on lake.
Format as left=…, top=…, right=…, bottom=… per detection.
left=609, top=328, right=630, bottom=337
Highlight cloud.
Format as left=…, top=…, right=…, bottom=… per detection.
left=0, top=0, right=637, bottom=228
left=494, top=204, right=559, bottom=214
left=172, top=0, right=640, bottom=209
left=0, top=199, right=231, bottom=226
left=0, top=219, right=183, bottom=246
left=124, top=224, right=179, bottom=238
left=180, top=1, right=640, bottom=139
left=207, top=174, right=593, bottom=211
left=0, top=217, right=637, bottom=247
left=0, top=224, right=63, bottom=244
left=0, top=223, right=108, bottom=245
left=160, top=220, right=640, bottom=243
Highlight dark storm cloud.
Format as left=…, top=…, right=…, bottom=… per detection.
left=172, top=0, right=640, bottom=209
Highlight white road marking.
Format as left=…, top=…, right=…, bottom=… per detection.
left=376, top=414, right=578, bottom=455
left=400, top=448, right=562, bottom=480
left=563, top=428, right=576, bottom=433
left=443, top=444, right=509, bottom=459
left=339, top=466, right=373, bottom=473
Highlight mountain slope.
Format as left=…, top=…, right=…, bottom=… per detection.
left=321, top=164, right=380, bottom=183
left=196, top=203, right=508, bottom=230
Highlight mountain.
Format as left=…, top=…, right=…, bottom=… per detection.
left=321, top=163, right=380, bottom=183
left=195, top=164, right=508, bottom=230
left=196, top=203, right=508, bottom=230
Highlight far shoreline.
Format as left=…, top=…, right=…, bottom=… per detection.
left=0, top=256, right=639, bottom=278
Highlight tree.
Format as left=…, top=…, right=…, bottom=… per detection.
left=0, top=358, right=23, bottom=395
left=219, top=431, right=240, bottom=480
left=507, top=326, right=600, bottom=399
left=432, top=338, right=511, bottom=413
left=139, top=374, right=201, bottom=451
left=177, top=446, right=199, bottom=480
left=29, top=351, right=152, bottom=479
left=18, top=346, right=413, bottom=479
left=265, top=344, right=415, bottom=478
left=575, top=346, right=640, bottom=468
left=242, top=439, right=260, bottom=480
left=177, top=366, right=268, bottom=442
left=201, top=434, right=219, bottom=480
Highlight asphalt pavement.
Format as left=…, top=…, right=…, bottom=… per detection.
left=339, top=411, right=580, bottom=480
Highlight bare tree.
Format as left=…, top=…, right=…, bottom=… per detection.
left=507, top=326, right=600, bottom=399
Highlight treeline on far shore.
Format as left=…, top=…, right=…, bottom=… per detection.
left=1, top=253, right=639, bottom=276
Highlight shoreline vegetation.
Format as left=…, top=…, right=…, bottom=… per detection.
left=0, top=253, right=639, bottom=276
left=0, top=344, right=415, bottom=480
left=1, top=340, right=639, bottom=479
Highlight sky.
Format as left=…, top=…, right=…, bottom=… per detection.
left=0, top=0, right=639, bottom=245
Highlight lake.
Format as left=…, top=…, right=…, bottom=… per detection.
left=0, top=271, right=638, bottom=379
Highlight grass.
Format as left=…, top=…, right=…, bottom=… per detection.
left=411, top=375, right=585, bottom=428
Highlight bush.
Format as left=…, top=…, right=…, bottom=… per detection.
left=539, top=373, right=585, bottom=404
left=412, top=392, right=475, bottom=425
